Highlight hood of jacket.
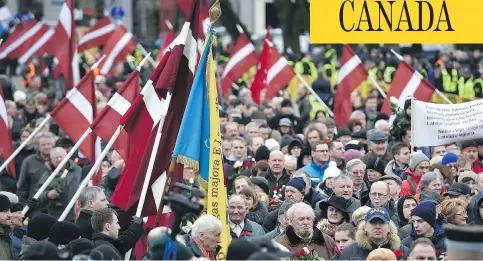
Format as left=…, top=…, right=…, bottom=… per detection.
left=469, top=192, right=483, bottom=225
left=409, top=226, right=445, bottom=245
left=355, top=221, right=401, bottom=251
left=397, top=195, right=417, bottom=227
left=385, top=160, right=396, bottom=176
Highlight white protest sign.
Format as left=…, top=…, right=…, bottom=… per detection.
left=412, top=99, right=483, bottom=146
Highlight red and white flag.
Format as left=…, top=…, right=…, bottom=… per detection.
left=158, top=22, right=176, bottom=60
left=220, top=29, right=257, bottom=95
left=49, top=70, right=102, bottom=184
left=98, top=25, right=137, bottom=75
left=334, top=45, right=368, bottom=127
left=0, top=20, right=46, bottom=60
left=252, top=32, right=295, bottom=104
left=18, top=27, right=54, bottom=64
left=381, top=61, right=435, bottom=115
left=90, top=68, right=141, bottom=161
left=77, top=17, right=115, bottom=52
left=0, top=87, right=15, bottom=178
left=111, top=0, right=200, bottom=217
left=48, top=0, right=80, bottom=90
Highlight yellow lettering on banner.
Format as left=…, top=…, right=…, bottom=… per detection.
left=311, top=0, right=483, bottom=43
left=206, top=42, right=230, bottom=260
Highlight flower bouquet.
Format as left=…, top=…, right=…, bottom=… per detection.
left=295, top=247, right=325, bottom=260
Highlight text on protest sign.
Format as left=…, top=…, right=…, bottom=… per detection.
left=412, top=99, right=483, bottom=146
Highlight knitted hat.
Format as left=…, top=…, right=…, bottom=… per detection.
left=286, top=177, right=306, bottom=194
left=337, top=127, right=352, bottom=139
left=459, top=171, right=477, bottom=183
left=255, top=145, right=270, bottom=162
left=27, top=213, right=58, bottom=240
left=411, top=201, right=437, bottom=227
left=48, top=221, right=82, bottom=246
left=149, top=236, right=193, bottom=260
left=227, top=238, right=262, bottom=260
left=442, top=152, right=459, bottom=165
left=264, top=138, right=280, bottom=151
left=67, top=238, right=95, bottom=256
left=461, top=140, right=478, bottom=152
left=419, top=172, right=440, bottom=191
left=89, top=245, right=122, bottom=260
left=22, top=241, right=60, bottom=260
left=0, top=194, right=11, bottom=212
left=410, top=152, right=430, bottom=171
left=250, top=177, right=269, bottom=195
left=280, top=135, right=294, bottom=148
left=0, top=191, right=18, bottom=204
left=366, top=157, right=386, bottom=175
left=322, top=164, right=341, bottom=183
left=344, top=149, right=362, bottom=163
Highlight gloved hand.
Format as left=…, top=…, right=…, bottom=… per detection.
left=26, top=198, right=38, bottom=211
left=131, top=216, right=144, bottom=225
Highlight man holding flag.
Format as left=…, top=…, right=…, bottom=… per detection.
left=172, top=28, right=230, bottom=259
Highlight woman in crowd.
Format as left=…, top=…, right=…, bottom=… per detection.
left=438, top=198, right=468, bottom=226
left=417, top=172, right=443, bottom=202
left=238, top=186, right=269, bottom=225
left=397, top=195, right=418, bottom=239
left=317, top=196, right=352, bottom=239
left=232, top=176, right=253, bottom=195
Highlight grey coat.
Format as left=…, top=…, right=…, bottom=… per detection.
left=0, top=225, right=12, bottom=260
left=37, top=160, right=82, bottom=221
left=16, top=153, right=49, bottom=206
left=18, top=235, right=36, bottom=259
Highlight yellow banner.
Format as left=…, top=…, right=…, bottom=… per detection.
left=310, top=0, right=483, bottom=43
left=207, top=39, right=231, bottom=260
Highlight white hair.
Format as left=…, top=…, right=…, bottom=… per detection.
left=33, top=131, right=55, bottom=150
left=286, top=202, right=315, bottom=221
left=349, top=110, right=366, bottom=120
left=49, top=147, right=66, bottom=158
left=245, top=122, right=259, bottom=132
left=374, top=119, right=388, bottom=130
left=191, top=215, right=222, bottom=238
left=345, top=159, right=366, bottom=174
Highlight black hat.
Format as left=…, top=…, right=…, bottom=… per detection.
left=280, top=134, right=294, bottom=148
left=227, top=238, right=262, bottom=260
left=89, top=245, right=122, bottom=260
left=319, top=195, right=356, bottom=222
left=345, top=140, right=365, bottom=151
left=288, top=139, right=303, bottom=152
left=281, top=99, right=292, bottom=108
left=67, top=238, right=95, bottom=256
left=48, top=221, right=81, bottom=246
left=366, top=157, right=386, bottom=175
left=250, top=237, right=293, bottom=258
left=255, top=145, right=270, bottom=162
left=0, top=194, right=11, bottom=212
left=22, top=241, right=60, bottom=260
left=27, top=213, right=58, bottom=241
left=337, top=127, right=352, bottom=139
left=444, top=183, right=472, bottom=197
left=286, top=178, right=306, bottom=194
left=461, top=140, right=478, bottom=151
left=251, top=177, right=269, bottom=195
left=351, top=129, right=367, bottom=140
left=149, top=235, right=194, bottom=260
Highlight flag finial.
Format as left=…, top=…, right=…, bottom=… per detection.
left=209, top=0, right=221, bottom=23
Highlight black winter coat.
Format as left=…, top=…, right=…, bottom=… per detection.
left=92, top=221, right=144, bottom=255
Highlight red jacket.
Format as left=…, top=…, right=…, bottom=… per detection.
left=400, top=169, right=422, bottom=196
left=473, top=159, right=483, bottom=174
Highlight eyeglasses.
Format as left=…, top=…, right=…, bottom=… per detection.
left=369, top=192, right=388, bottom=198
left=447, top=164, right=457, bottom=169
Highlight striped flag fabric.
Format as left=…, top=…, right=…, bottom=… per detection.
left=77, top=17, right=115, bottom=52
left=18, top=27, right=54, bottom=64
left=220, top=28, right=257, bottom=95
left=98, top=25, right=137, bottom=75
left=0, top=20, right=46, bottom=59
left=48, top=0, right=80, bottom=90
left=111, top=0, right=199, bottom=217
left=49, top=70, right=102, bottom=184
left=381, top=61, right=435, bottom=115
left=0, top=87, right=15, bottom=177
left=334, top=45, right=368, bottom=126
left=90, top=68, right=141, bottom=161
left=158, top=21, right=175, bottom=59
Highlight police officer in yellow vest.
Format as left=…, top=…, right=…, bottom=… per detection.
left=474, top=72, right=483, bottom=98
left=441, top=64, right=459, bottom=95
left=295, top=55, right=318, bottom=79
left=458, top=67, right=475, bottom=100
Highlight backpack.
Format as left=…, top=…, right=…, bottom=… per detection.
left=408, top=176, right=416, bottom=195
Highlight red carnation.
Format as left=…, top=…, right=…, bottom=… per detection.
left=393, top=250, right=403, bottom=259
left=242, top=161, right=250, bottom=168
left=273, top=186, right=280, bottom=191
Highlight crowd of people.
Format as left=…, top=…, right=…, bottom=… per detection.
left=1, top=41, right=483, bottom=260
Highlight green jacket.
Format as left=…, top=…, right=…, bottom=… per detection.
left=0, top=225, right=12, bottom=260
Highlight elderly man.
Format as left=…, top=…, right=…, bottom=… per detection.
left=336, top=207, right=410, bottom=260
left=379, top=174, right=403, bottom=202
left=17, top=132, right=55, bottom=207
left=260, top=150, right=290, bottom=195
left=264, top=200, right=294, bottom=239
left=37, top=147, right=82, bottom=221
left=76, top=186, right=109, bottom=239
left=244, top=122, right=259, bottom=143
left=300, top=141, right=331, bottom=185
left=367, top=181, right=399, bottom=224
left=223, top=122, right=239, bottom=139
left=182, top=215, right=222, bottom=259
left=228, top=195, right=265, bottom=238
left=408, top=238, right=438, bottom=261
left=460, top=140, right=483, bottom=173
left=400, top=152, right=430, bottom=196
left=362, top=130, right=392, bottom=167
left=345, top=159, right=370, bottom=204
left=275, top=202, right=336, bottom=260
left=375, top=119, right=390, bottom=137
left=317, top=175, right=360, bottom=218
left=91, top=208, right=144, bottom=255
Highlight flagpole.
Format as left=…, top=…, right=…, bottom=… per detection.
left=136, top=52, right=151, bottom=71
left=21, top=128, right=92, bottom=215
left=124, top=92, right=172, bottom=261
left=296, top=73, right=334, bottom=117
left=367, top=74, right=387, bottom=98
left=390, top=49, right=452, bottom=104
left=136, top=43, right=157, bottom=67
left=0, top=115, right=51, bottom=174
left=58, top=126, right=123, bottom=221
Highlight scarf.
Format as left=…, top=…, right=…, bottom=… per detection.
left=370, top=237, right=390, bottom=250
left=193, top=237, right=215, bottom=260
